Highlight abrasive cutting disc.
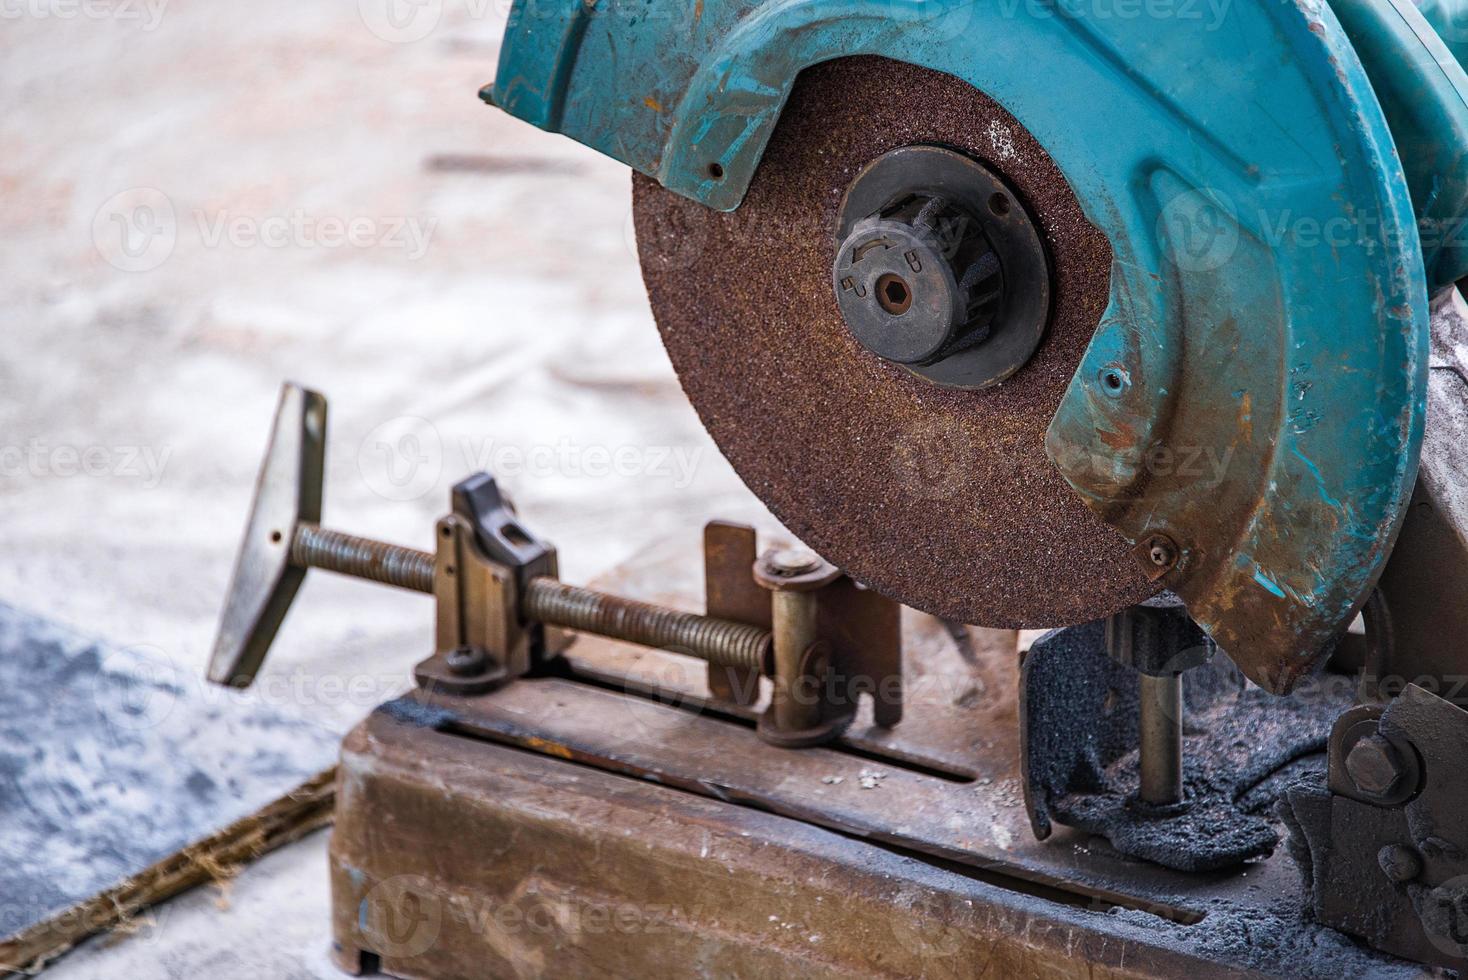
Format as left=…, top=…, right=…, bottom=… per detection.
left=634, top=57, right=1158, bottom=627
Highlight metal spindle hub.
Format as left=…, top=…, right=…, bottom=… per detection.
left=830, top=144, right=1051, bottom=390
left=833, top=192, right=1002, bottom=366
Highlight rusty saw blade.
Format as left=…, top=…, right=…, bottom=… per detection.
left=635, top=58, right=1158, bottom=627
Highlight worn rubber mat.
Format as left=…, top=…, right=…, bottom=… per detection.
left=1020, top=620, right=1354, bottom=871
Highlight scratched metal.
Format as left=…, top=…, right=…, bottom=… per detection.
left=492, top=0, right=1432, bottom=693
left=332, top=716, right=1219, bottom=979
left=348, top=530, right=1420, bottom=975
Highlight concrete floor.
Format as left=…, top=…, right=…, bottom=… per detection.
left=3, top=2, right=769, bottom=974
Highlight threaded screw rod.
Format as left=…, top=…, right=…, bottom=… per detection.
left=288, top=524, right=772, bottom=672
left=523, top=577, right=771, bottom=673
left=291, top=523, right=436, bottom=594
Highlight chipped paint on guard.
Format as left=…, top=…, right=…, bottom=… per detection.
left=1291, top=448, right=1346, bottom=512
left=490, top=0, right=1432, bottom=692
left=1251, top=566, right=1288, bottom=601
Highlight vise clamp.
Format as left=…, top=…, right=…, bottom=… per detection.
left=207, top=383, right=902, bottom=747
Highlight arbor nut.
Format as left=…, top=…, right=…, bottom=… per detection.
left=1346, top=734, right=1406, bottom=797
left=833, top=193, right=1003, bottom=366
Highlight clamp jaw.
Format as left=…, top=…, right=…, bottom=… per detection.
left=420, top=474, right=561, bottom=695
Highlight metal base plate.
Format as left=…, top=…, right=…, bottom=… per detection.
left=327, top=531, right=1416, bottom=978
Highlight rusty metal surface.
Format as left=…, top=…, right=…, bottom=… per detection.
left=331, top=712, right=1226, bottom=980
left=813, top=571, right=902, bottom=729
left=561, top=525, right=1014, bottom=779
left=703, top=522, right=768, bottom=705
left=635, top=58, right=1157, bottom=629
left=292, top=523, right=436, bottom=594
left=430, top=514, right=522, bottom=688
left=325, top=527, right=1417, bottom=977
left=335, top=684, right=1416, bottom=977
left=525, top=576, right=771, bottom=673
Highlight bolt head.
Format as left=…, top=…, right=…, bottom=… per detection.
left=1378, top=844, right=1423, bottom=884
left=769, top=549, right=821, bottom=577
left=1347, top=735, right=1405, bottom=797
left=446, top=645, right=488, bottom=677
left=1131, top=533, right=1180, bottom=581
